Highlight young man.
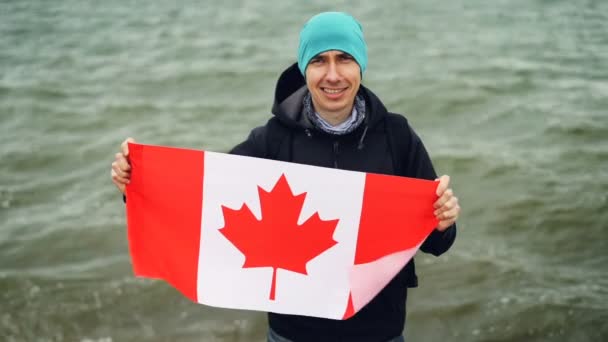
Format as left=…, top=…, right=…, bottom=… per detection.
left=112, top=12, right=460, bottom=342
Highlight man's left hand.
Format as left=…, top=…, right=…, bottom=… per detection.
left=434, top=175, right=460, bottom=231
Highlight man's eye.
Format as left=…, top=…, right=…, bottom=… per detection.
left=339, top=54, right=354, bottom=61
left=310, top=58, right=323, bottom=64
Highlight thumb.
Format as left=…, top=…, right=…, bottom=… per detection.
left=435, top=175, right=450, bottom=196
left=121, top=137, right=136, bottom=157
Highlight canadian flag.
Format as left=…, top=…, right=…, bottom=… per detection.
left=126, top=143, right=439, bottom=320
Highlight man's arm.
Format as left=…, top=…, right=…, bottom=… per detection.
left=420, top=223, right=456, bottom=256
left=405, top=127, right=460, bottom=256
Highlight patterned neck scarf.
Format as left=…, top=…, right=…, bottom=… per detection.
left=303, top=92, right=366, bottom=135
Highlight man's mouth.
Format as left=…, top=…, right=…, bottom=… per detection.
left=322, top=87, right=348, bottom=94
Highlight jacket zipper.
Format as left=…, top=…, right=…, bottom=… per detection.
left=333, top=141, right=339, bottom=168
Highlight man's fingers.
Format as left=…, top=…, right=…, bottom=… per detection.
left=113, top=137, right=135, bottom=195
left=111, top=178, right=126, bottom=194
left=435, top=175, right=450, bottom=196
left=111, top=169, right=130, bottom=184
left=434, top=188, right=453, bottom=209
left=121, top=137, right=136, bottom=156
left=114, top=153, right=131, bottom=171
left=436, top=205, right=460, bottom=231
left=437, top=205, right=460, bottom=221
left=437, top=219, right=455, bottom=231
left=434, top=196, right=458, bottom=215
left=433, top=175, right=459, bottom=231
left=112, top=161, right=130, bottom=179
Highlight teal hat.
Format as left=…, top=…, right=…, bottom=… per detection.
left=297, top=12, right=368, bottom=76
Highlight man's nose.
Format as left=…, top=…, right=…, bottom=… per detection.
left=325, top=62, right=340, bottom=82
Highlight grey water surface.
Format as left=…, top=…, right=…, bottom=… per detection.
left=1, top=0, right=607, bottom=341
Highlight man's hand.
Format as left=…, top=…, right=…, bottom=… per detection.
left=434, top=175, right=460, bottom=231
left=111, top=137, right=136, bottom=194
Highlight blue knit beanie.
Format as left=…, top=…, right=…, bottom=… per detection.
left=297, top=12, right=368, bottom=76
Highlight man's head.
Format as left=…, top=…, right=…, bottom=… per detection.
left=297, top=12, right=368, bottom=122
left=297, top=12, right=368, bottom=76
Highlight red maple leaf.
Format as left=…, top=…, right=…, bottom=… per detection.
left=218, top=174, right=339, bottom=301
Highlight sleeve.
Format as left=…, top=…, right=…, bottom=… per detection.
left=229, top=125, right=267, bottom=158
left=406, top=125, right=457, bottom=256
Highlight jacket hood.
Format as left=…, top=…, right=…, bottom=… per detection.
left=271, top=63, right=389, bottom=130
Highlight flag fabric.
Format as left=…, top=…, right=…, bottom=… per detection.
left=125, top=143, right=439, bottom=320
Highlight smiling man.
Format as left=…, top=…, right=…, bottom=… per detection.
left=111, top=11, right=460, bottom=342
left=230, top=12, right=460, bottom=342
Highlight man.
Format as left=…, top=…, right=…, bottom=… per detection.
left=112, top=12, right=460, bottom=342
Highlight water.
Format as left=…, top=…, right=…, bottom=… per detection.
left=1, top=0, right=607, bottom=341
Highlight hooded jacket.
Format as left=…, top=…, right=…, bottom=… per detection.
left=230, top=63, right=456, bottom=342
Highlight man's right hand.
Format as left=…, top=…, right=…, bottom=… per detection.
left=111, top=137, right=136, bottom=194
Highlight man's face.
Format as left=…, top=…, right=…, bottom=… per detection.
left=305, top=50, right=361, bottom=121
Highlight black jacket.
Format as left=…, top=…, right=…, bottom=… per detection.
left=230, top=63, right=456, bottom=342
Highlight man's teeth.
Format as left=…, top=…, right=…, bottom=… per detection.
left=323, top=88, right=344, bottom=94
